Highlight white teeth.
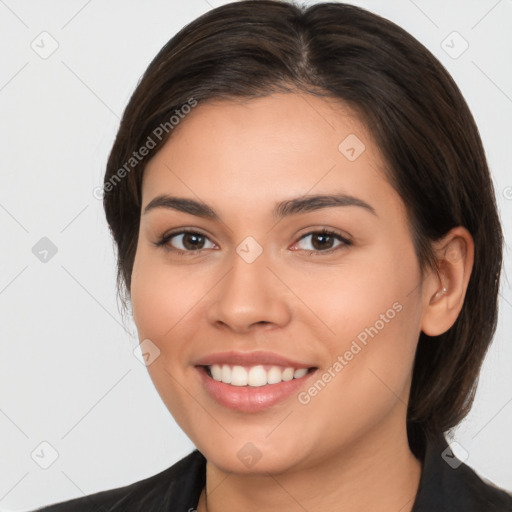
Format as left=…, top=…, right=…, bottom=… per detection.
left=221, top=364, right=231, bottom=384
left=210, top=364, right=222, bottom=381
left=208, top=364, right=310, bottom=386
left=282, top=368, right=294, bottom=381
left=294, top=368, right=308, bottom=379
left=248, top=365, right=267, bottom=387
left=231, top=365, right=248, bottom=386
left=267, top=366, right=282, bottom=384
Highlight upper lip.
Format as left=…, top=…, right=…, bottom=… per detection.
left=193, top=351, right=316, bottom=369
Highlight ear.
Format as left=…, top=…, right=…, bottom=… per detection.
left=420, top=226, right=474, bottom=336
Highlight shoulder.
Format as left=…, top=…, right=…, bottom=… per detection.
left=413, top=433, right=512, bottom=511
left=456, top=463, right=512, bottom=511
left=31, top=450, right=206, bottom=512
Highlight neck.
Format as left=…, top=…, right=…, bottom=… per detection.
left=197, top=422, right=422, bottom=512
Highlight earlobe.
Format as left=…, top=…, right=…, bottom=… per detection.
left=421, top=227, right=474, bottom=336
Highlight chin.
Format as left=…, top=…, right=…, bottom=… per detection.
left=191, top=430, right=315, bottom=476
left=205, top=446, right=302, bottom=475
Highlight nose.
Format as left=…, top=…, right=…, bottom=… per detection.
left=206, top=245, right=292, bottom=334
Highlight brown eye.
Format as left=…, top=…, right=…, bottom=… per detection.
left=294, top=230, right=351, bottom=253
left=157, top=230, right=216, bottom=252
left=179, top=232, right=207, bottom=250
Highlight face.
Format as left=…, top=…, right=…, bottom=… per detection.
left=131, top=93, right=427, bottom=474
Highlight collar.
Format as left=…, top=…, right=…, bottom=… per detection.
left=36, top=433, right=512, bottom=511
left=410, top=432, right=512, bottom=511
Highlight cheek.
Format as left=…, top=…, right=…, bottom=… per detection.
left=131, top=254, right=164, bottom=338
left=299, top=295, right=421, bottom=446
left=131, top=247, right=189, bottom=339
left=303, top=244, right=422, bottom=400
left=130, top=247, right=213, bottom=370
left=130, top=249, right=202, bottom=428
left=131, top=264, right=168, bottom=362
left=293, top=246, right=417, bottom=341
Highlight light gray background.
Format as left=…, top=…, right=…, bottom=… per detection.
left=1, top=0, right=511, bottom=510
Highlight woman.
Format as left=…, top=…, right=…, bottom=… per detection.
left=35, top=1, right=512, bottom=510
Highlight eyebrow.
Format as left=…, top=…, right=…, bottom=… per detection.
left=143, top=193, right=377, bottom=219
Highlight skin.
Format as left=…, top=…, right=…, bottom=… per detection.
left=130, top=92, right=474, bottom=512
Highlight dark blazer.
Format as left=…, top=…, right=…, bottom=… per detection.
left=33, top=433, right=512, bottom=511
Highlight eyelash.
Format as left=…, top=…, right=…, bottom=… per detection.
left=154, top=228, right=352, bottom=257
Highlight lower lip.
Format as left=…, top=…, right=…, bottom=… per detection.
left=196, top=366, right=317, bottom=413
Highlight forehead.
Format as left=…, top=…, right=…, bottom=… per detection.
left=141, top=93, right=396, bottom=217
left=159, top=92, right=368, bottom=162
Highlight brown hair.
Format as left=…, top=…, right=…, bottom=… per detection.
left=103, top=0, right=503, bottom=458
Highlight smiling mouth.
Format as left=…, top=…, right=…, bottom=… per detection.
left=202, top=364, right=317, bottom=387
